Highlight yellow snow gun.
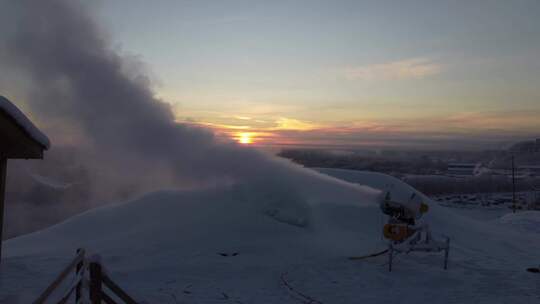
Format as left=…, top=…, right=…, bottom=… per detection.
left=383, top=223, right=414, bottom=241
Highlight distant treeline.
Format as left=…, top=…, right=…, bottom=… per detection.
left=404, top=175, right=540, bottom=196
left=279, top=148, right=540, bottom=196
left=278, top=149, right=448, bottom=175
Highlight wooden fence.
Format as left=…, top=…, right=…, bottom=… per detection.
left=33, top=248, right=138, bottom=304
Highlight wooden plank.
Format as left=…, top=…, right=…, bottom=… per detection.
left=57, top=284, right=77, bottom=304
left=89, top=262, right=103, bottom=304
left=0, top=158, right=6, bottom=263
left=102, top=273, right=138, bottom=304
left=102, top=292, right=119, bottom=304
left=32, top=249, right=85, bottom=304
left=75, top=248, right=85, bottom=302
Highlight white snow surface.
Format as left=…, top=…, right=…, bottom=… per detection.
left=499, top=211, right=540, bottom=234
left=0, top=95, right=50, bottom=149
left=1, top=168, right=539, bottom=303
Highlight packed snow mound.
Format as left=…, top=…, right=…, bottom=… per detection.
left=316, top=168, right=540, bottom=250
left=499, top=211, right=540, bottom=234
left=0, top=95, right=50, bottom=148
left=4, top=170, right=381, bottom=258
left=3, top=169, right=540, bottom=303
left=5, top=168, right=533, bottom=260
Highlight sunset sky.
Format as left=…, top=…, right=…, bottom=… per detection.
left=95, top=0, right=540, bottom=149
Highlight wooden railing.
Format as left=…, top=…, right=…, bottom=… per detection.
left=88, top=261, right=137, bottom=304
left=33, top=248, right=138, bottom=304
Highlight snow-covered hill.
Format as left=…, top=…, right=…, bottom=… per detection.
left=1, top=169, right=539, bottom=303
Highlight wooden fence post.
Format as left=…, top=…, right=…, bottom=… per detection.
left=0, top=158, right=7, bottom=263
left=75, top=248, right=84, bottom=302
left=89, top=262, right=102, bottom=304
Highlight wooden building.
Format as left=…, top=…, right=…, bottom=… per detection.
left=0, top=95, right=49, bottom=262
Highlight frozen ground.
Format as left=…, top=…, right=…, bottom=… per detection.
left=1, top=168, right=539, bottom=303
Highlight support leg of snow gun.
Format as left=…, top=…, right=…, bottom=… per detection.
left=388, top=244, right=393, bottom=272
left=444, top=237, right=450, bottom=270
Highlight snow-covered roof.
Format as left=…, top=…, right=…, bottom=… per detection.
left=0, top=95, right=50, bottom=149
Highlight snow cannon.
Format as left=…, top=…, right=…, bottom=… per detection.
left=380, top=192, right=428, bottom=226
left=379, top=191, right=450, bottom=272
left=380, top=191, right=428, bottom=242
left=383, top=223, right=413, bottom=242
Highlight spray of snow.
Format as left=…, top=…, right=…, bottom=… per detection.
left=0, top=0, right=379, bottom=237
left=29, top=173, right=74, bottom=190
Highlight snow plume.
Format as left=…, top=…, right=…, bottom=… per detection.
left=0, top=0, right=378, bottom=236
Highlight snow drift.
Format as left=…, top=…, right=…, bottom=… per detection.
left=2, top=170, right=539, bottom=303
left=499, top=211, right=540, bottom=234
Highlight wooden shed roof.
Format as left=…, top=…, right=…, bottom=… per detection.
left=0, top=96, right=49, bottom=159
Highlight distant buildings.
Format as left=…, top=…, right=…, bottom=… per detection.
left=480, top=165, right=540, bottom=179
left=505, top=138, right=540, bottom=178
left=517, top=165, right=540, bottom=178
left=447, top=163, right=482, bottom=176
left=509, top=138, right=540, bottom=153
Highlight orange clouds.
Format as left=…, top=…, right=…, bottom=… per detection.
left=178, top=108, right=540, bottom=149
left=340, top=58, right=443, bottom=81
left=273, top=117, right=320, bottom=131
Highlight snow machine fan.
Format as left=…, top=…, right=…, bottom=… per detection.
left=380, top=192, right=428, bottom=241
left=379, top=191, right=450, bottom=271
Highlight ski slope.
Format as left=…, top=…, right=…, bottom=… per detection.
left=1, top=168, right=539, bottom=303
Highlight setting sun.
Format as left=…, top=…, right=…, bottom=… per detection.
left=237, top=132, right=253, bottom=144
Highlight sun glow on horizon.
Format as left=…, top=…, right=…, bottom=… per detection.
left=237, top=132, right=254, bottom=145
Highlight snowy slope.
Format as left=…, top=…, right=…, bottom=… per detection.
left=499, top=211, right=540, bottom=234
left=1, top=169, right=539, bottom=303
